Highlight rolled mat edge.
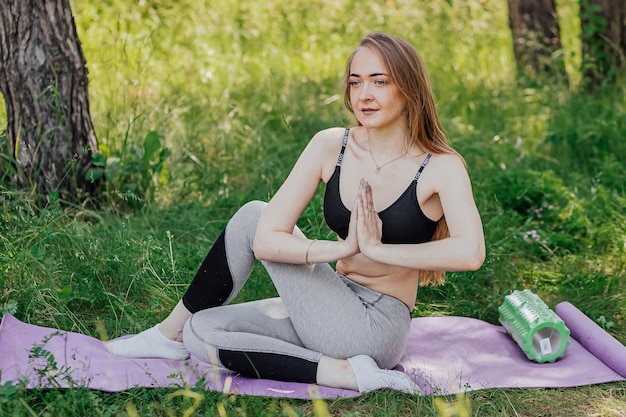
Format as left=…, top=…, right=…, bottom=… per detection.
left=555, top=301, right=626, bottom=378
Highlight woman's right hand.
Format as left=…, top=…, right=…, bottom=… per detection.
left=355, top=180, right=383, bottom=258
left=339, top=180, right=363, bottom=259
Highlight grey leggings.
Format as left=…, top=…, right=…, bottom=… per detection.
left=181, top=200, right=412, bottom=383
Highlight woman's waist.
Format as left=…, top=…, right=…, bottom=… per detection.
left=337, top=259, right=419, bottom=310
left=337, top=255, right=419, bottom=281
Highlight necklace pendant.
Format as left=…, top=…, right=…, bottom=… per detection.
left=375, top=167, right=381, bottom=174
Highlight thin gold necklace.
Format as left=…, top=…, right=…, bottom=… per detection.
left=367, top=134, right=407, bottom=174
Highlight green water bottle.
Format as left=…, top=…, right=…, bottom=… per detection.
left=498, top=289, right=570, bottom=363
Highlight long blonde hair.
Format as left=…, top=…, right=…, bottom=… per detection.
left=343, top=32, right=462, bottom=286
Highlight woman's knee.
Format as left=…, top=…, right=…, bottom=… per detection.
left=226, top=200, right=267, bottom=241
left=182, top=314, right=221, bottom=365
left=234, top=200, right=266, bottom=222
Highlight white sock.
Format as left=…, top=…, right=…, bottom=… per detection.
left=347, top=355, right=421, bottom=394
left=105, top=325, right=190, bottom=360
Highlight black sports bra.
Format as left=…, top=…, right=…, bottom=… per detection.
left=323, top=129, right=437, bottom=244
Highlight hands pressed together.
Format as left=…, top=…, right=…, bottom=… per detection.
left=344, top=179, right=383, bottom=259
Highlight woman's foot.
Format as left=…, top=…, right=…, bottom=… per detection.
left=347, top=355, right=421, bottom=394
left=106, top=325, right=190, bottom=360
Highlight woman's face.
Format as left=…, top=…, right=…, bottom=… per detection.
left=348, top=47, right=407, bottom=130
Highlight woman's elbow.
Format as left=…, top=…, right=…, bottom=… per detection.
left=252, top=234, right=270, bottom=260
left=464, top=242, right=486, bottom=271
left=465, top=254, right=485, bottom=271
left=463, top=242, right=486, bottom=271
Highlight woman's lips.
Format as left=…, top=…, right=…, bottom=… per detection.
left=360, top=108, right=378, bottom=116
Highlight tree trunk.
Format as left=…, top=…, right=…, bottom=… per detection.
left=580, top=0, right=626, bottom=87
left=507, top=0, right=566, bottom=78
left=0, top=0, right=98, bottom=205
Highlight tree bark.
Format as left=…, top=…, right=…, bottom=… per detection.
left=0, top=0, right=98, bottom=204
left=507, top=0, right=566, bottom=78
left=580, top=0, right=626, bottom=86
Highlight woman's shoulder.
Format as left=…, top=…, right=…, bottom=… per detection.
left=307, top=127, right=352, bottom=153
left=303, top=127, right=353, bottom=182
left=423, top=151, right=472, bottom=190
left=310, top=127, right=349, bottom=142
left=427, top=151, right=466, bottom=170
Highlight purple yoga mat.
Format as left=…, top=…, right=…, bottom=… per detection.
left=0, top=304, right=624, bottom=399
left=555, top=301, right=626, bottom=378
left=0, top=314, right=356, bottom=399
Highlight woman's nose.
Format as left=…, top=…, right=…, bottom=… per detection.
left=359, top=82, right=373, bottom=101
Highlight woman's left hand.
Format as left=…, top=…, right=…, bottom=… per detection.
left=356, top=179, right=383, bottom=256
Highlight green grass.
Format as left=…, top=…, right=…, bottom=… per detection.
left=1, top=0, right=625, bottom=415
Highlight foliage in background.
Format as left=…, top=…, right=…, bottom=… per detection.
left=0, top=0, right=624, bottom=415
left=85, top=130, right=171, bottom=210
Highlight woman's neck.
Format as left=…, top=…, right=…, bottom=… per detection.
left=364, top=125, right=408, bottom=156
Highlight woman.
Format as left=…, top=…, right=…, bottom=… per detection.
left=106, top=31, right=485, bottom=394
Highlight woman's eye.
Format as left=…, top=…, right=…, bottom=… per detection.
left=374, top=79, right=387, bottom=86
left=350, top=81, right=361, bottom=87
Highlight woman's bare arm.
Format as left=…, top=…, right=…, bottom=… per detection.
left=253, top=128, right=359, bottom=264
left=357, top=154, right=485, bottom=272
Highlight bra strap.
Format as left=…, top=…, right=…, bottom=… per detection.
left=413, top=153, right=432, bottom=181
left=335, top=129, right=350, bottom=167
